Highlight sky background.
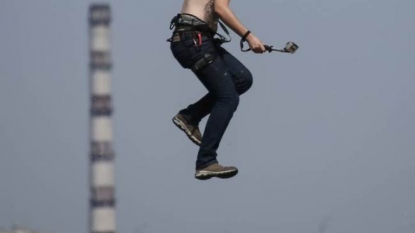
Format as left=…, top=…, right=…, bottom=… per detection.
left=1, top=0, right=414, bottom=233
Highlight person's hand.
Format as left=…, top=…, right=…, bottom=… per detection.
left=246, top=34, right=266, bottom=54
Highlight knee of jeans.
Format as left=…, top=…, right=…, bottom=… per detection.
left=236, top=69, right=253, bottom=95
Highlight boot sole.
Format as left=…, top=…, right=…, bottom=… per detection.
left=172, top=116, right=201, bottom=146
left=195, top=168, right=238, bottom=180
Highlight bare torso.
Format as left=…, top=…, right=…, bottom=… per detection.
left=180, top=0, right=219, bottom=31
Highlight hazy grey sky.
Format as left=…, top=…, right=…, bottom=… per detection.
left=1, top=0, right=414, bottom=233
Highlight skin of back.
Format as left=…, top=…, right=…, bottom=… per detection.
left=180, top=0, right=219, bottom=32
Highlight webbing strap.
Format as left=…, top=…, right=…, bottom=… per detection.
left=215, top=21, right=231, bottom=44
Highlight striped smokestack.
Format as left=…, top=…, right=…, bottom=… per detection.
left=88, top=4, right=116, bottom=233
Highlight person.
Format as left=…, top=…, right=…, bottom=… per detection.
left=167, top=0, right=266, bottom=180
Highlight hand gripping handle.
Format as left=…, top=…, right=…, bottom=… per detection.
left=263, top=42, right=299, bottom=54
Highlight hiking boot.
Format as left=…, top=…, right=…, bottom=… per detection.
left=195, top=163, right=238, bottom=180
left=172, top=113, right=202, bottom=146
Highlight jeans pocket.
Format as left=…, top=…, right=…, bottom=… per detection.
left=170, top=40, right=196, bottom=69
left=170, top=35, right=217, bottom=70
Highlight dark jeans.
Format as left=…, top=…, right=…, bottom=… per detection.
left=170, top=31, right=253, bottom=170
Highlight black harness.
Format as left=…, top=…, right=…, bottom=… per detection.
left=167, top=13, right=231, bottom=45
left=167, top=14, right=234, bottom=73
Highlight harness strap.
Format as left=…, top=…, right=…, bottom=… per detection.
left=215, top=21, right=231, bottom=44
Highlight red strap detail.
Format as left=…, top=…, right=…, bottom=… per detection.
left=198, top=33, right=202, bottom=46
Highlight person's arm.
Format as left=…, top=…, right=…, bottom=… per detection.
left=214, top=0, right=265, bottom=53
